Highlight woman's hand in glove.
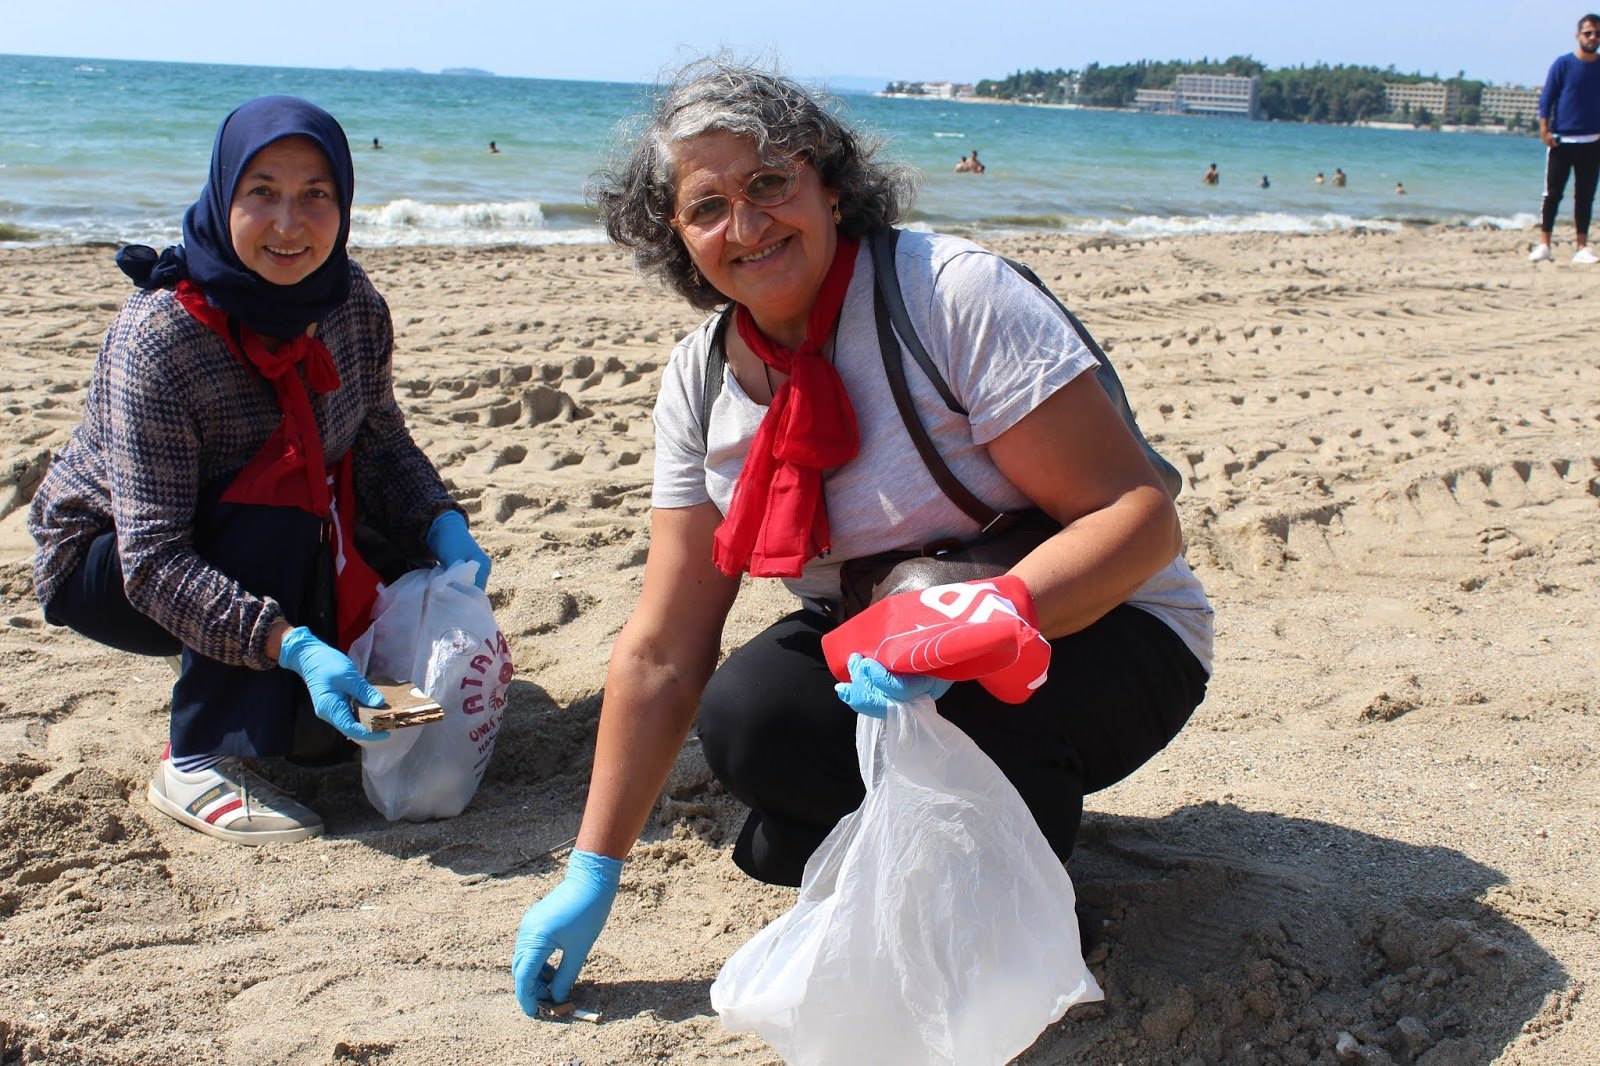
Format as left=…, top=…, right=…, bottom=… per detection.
left=834, top=653, right=953, bottom=718
left=276, top=626, right=389, bottom=742
left=426, top=510, right=491, bottom=591
left=512, top=850, right=623, bottom=1014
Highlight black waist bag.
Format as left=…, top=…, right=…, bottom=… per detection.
left=838, top=510, right=1060, bottom=619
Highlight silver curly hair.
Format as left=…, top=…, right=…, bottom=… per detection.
left=589, top=58, right=917, bottom=311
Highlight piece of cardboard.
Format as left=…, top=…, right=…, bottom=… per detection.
left=357, top=680, right=444, bottom=731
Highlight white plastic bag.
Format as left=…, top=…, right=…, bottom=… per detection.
left=711, top=694, right=1102, bottom=1066
left=346, top=561, right=513, bottom=822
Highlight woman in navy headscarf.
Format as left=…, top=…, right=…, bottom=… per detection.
left=29, top=96, right=491, bottom=844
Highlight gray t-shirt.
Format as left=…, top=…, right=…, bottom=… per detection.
left=652, top=230, right=1213, bottom=672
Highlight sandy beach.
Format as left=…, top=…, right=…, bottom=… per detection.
left=1, top=224, right=1596, bottom=1065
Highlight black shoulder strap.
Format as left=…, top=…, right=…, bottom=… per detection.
left=1001, top=254, right=1181, bottom=498
left=872, top=280, right=1005, bottom=531
left=699, top=309, right=733, bottom=447
left=868, top=229, right=966, bottom=415
left=869, top=227, right=1183, bottom=501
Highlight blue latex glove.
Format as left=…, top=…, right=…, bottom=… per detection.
left=426, top=510, right=491, bottom=591
left=276, top=626, right=389, bottom=742
left=834, top=653, right=954, bottom=719
left=513, top=850, right=623, bottom=1014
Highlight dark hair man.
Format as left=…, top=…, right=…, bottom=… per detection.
left=1531, top=13, right=1600, bottom=263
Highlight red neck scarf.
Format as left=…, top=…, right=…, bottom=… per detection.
left=713, top=236, right=860, bottom=578
left=175, top=281, right=381, bottom=649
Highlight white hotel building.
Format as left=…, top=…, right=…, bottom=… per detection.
left=1134, top=74, right=1261, bottom=120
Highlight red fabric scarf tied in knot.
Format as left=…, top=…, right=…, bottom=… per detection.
left=174, top=280, right=381, bottom=650
left=713, top=236, right=860, bottom=578
left=176, top=280, right=340, bottom=515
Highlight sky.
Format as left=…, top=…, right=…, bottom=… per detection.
left=5, top=1, right=1587, bottom=89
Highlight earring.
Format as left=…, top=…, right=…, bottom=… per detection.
left=832, top=204, right=843, bottom=224
left=690, top=264, right=702, bottom=287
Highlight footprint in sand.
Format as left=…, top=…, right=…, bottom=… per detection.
left=521, top=385, right=586, bottom=426
left=1054, top=808, right=1557, bottom=1066
left=459, top=444, right=529, bottom=480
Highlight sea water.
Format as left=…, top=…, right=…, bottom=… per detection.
left=1, top=53, right=1539, bottom=249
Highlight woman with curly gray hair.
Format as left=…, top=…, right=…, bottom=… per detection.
left=592, top=61, right=913, bottom=311
left=512, top=59, right=1212, bottom=1015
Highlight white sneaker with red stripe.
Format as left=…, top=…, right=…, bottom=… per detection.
left=147, top=756, right=324, bottom=844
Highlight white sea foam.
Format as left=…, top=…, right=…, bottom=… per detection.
left=951, top=211, right=1407, bottom=240
left=350, top=199, right=606, bottom=246
left=972, top=210, right=1541, bottom=240
left=4, top=202, right=1539, bottom=251
left=1462, top=212, right=1538, bottom=230
left=1086, top=212, right=1402, bottom=237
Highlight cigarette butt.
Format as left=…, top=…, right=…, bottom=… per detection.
left=538, top=1000, right=601, bottom=1024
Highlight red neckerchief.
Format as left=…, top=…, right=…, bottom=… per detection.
left=175, top=280, right=381, bottom=649
left=713, top=236, right=860, bottom=578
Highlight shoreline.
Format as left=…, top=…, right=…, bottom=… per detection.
left=2, top=225, right=1596, bottom=1063
left=0, top=213, right=1542, bottom=254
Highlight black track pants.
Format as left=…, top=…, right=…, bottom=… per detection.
left=697, top=603, right=1209, bottom=887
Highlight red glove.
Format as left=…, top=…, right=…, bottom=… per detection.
left=821, top=574, right=1051, bottom=705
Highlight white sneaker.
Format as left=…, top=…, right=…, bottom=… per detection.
left=1573, top=246, right=1599, bottom=264
left=148, top=757, right=324, bottom=845
left=1528, top=243, right=1553, bottom=262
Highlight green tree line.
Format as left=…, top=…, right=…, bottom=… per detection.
left=970, top=57, right=1492, bottom=125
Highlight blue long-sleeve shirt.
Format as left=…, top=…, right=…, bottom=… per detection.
left=1539, top=52, right=1600, bottom=137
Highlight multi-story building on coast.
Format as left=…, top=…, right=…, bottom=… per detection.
left=1384, top=81, right=1460, bottom=118
left=1133, top=88, right=1178, bottom=111
left=884, top=80, right=976, bottom=100
left=1481, top=85, right=1542, bottom=127
left=1175, top=73, right=1261, bottom=118
left=1134, top=74, right=1260, bottom=119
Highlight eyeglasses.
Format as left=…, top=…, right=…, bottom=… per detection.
left=672, top=168, right=800, bottom=236
left=1583, top=28, right=1600, bottom=37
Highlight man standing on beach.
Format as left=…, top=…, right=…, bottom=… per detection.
left=1530, top=13, right=1600, bottom=263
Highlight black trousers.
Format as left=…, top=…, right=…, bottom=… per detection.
left=1540, top=139, right=1600, bottom=236
left=43, top=498, right=343, bottom=761
left=697, top=603, right=1209, bottom=887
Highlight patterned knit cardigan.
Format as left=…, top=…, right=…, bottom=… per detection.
left=29, top=261, right=458, bottom=669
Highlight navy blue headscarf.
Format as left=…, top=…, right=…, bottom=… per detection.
left=117, top=95, right=355, bottom=339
